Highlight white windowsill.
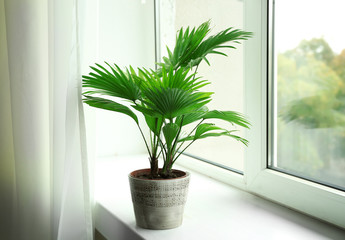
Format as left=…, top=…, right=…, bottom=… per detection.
left=95, top=155, right=345, bottom=240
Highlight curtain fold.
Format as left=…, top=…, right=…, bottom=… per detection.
left=0, top=1, right=16, bottom=239
left=1, top=0, right=94, bottom=239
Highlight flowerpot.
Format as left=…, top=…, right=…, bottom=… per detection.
left=128, top=168, right=190, bottom=230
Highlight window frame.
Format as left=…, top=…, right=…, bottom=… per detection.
left=244, top=0, right=345, bottom=229
left=173, top=0, right=345, bottom=229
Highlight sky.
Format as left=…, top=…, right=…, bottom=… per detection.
left=275, top=0, right=345, bottom=53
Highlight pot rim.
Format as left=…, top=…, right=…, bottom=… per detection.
left=128, top=168, right=190, bottom=181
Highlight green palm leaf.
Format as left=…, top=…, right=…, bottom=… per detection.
left=178, top=123, right=248, bottom=146
left=144, top=114, right=163, bottom=135
left=142, top=87, right=212, bottom=119
left=159, top=20, right=253, bottom=70
left=203, top=110, right=251, bottom=129
left=175, top=109, right=250, bottom=128
left=163, top=123, right=180, bottom=149
left=175, top=106, right=208, bottom=126
left=193, top=28, right=252, bottom=66
left=138, top=66, right=210, bottom=93
left=82, top=62, right=141, bottom=102
left=83, top=95, right=138, bottom=124
left=194, top=123, right=223, bottom=138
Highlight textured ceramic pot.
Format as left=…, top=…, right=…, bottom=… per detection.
left=128, top=169, right=190, bottom=230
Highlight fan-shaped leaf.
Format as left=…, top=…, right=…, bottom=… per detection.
left=142, top=87, right=212, bottom=119
left=82, top=63, right=141, bottom=102
left=157, top=20, right=253, bottom=71
left=203, top=110, right=251, bottom=128
left=194, top=123, right=222, bottom=139
left=83, top=96, right=138, bottom=124
left=178, top=123, right=248, bottom=146
left=175, top=106, right=208, bottom=126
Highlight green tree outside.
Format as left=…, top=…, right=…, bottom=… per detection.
left=276, top=38, right=345, bottom=188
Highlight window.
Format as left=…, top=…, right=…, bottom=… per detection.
left=269, top=0, right=345, bottom=191
left=245, top=0, right=345, bottom=229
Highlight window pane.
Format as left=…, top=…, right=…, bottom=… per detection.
left=159, top=0, right=245, bottom=172
left=270, top=0, right=345, bottom=189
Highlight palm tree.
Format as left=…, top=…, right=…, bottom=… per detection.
left=82, top=21, right=252, bottom=178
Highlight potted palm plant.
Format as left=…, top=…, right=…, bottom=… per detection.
left=82, top=21, right=252, bottom=229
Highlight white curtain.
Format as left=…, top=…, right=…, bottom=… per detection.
left=0, top=0, right=94, bottom=239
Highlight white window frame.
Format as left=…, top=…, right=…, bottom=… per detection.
left=244, top=0, right=345, bottom=229
left=175, top=0, right=345, bottom=229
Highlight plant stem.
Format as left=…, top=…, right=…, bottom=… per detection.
left=154, top=118, right=163, bottom=153
left=157, top=148, right=162, bottom=159
left=149, top=130, right=154, bottom=155
left=150, top=156, right=159, bottom=178
left=152, top=119, right=157, bottom=156
left=192, top=64, right=199, bottom=80
left=137, top=124, right=152, bottom=159
left=159, top=138, right=167, bottom=157
left=175, top=119, right=204, bottom=154
left=173, top=140, right=196, bottom=163
left=172, top=118, right=205, bottom=163
left=170, top=116, right=184, bottom=157
left=150, top=118, right=162, bottom=177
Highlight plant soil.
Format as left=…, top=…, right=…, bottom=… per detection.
left=131, top=169, right=186, bottom=180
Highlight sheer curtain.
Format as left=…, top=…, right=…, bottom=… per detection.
left=0, top=0, right=94, bottom=239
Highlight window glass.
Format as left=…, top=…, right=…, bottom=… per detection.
left=94, top=0, right=155, bottom=157
left=270, top=0, right=345, bottom=190
left=159, top=0, right=246, bottom=172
